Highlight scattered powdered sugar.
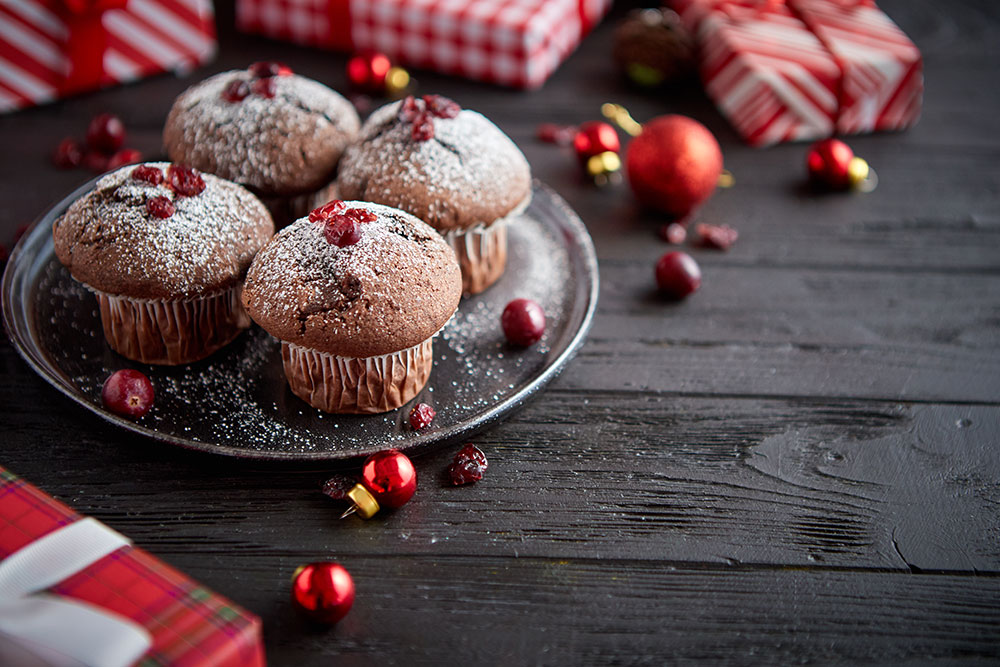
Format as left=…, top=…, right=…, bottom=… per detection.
left=57, top=163, right=272, bottom=298
left=337, top=100, right=531, bottom=229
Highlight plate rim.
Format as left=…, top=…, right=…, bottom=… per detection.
left=2, top=179, right=599, bottom=462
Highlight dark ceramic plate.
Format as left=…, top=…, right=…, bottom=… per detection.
left=2, top=180, right=598, bottom=461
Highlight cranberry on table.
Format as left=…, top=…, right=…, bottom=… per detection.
left=695, top=223, right=739, bottom=250
left=101, top=369, right=154, bottom=418
left=659, top=222, right=687, bottom=245
left=501, top=298, right=546, bottom=346
left=52, top=138, right=83, bottom=169
left=82, top=150, right=109, bottom=173
left=291, top=562, right=354, bottom=625
left=448, top=444, right=488, bottom=486
left=86, top=113, right=126, bottom=154
left=655, top=251, right=701, bottom=299
left=409, top=403, right=436, bottom=430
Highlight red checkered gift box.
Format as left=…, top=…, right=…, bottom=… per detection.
left=672, top=0, right=922, bottom=146
left=0, top=0, right=217, bottom=114
left=0, top=467, right=265, bottom=666
left=236, top=0, right=612, bottom=89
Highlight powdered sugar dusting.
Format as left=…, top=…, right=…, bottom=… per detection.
left=164, top=70, right=361, bottom=195
left=337, top=100, right=531, bottom=231
left=53, top=162, right=273, bottom=299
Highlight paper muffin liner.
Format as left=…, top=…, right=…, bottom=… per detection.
left=282, top=338, right=435, bottom=414
left=93, top=284, right=250, bottom=365
left=445, top=194, right=530, bottom=295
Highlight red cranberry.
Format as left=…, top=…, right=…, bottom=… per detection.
left=398, top=96, right=420, bottom=122
left=85, top=113, right=126, bottom=154
left=695, top=223, right=738, bottom=250
left=248, top=61, right=292, bottom=78
left=409, top=403, right=436, bottom=430
left=536, top=123, right=576, bottom=146
left=107, top=148, right=142, bottom=169
left=52, top=137, right=83, bottom=169
left=659, top=222, right=687, bottom=245
left=411, top=112, right=435, bottom=142
left=448, top=444, right=488, bottom=485
left=344, top=207, right=376, bottom=224
left=501, top=298, right=545, bottom=346
left=324, top=216, right=361, bottom=247
left=252, top=77, right=277, bottom=98
left=131, top=165, right=163, bottom=185
left=321, top=474, right=355, bottom=500
left=309, top=200, right=346, bottom=223
left=655, top=251, right=701, bottom=299
left=422, top=94, right=460, bottom=119
left=146, top=196, right=175, bottom=219
left=166, top=164, right=205, bottom=197
left=221, top=79, right=250, bottom=103
left=101, top=369, right=154, bottom=418
left=82, top=150, right=109, bottom=173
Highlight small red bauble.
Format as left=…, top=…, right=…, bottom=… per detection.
left=806, top=138, right=853, bottom=189
left=360, top=450, right=417, bottom=509
left=655, top=251, right=701, bottom=299
left=501, top=298, right=546, bottom=346
left=573, top=121, right=621, bottom=162
left=626, top=115, right=723, bottom=219
left=347, top=51, right=392, bottom=92
left=86, top=113, right=126, bottom=154
left=101, top=369, right=154, bottom=418
left=291, top=562, right=355, bottom=625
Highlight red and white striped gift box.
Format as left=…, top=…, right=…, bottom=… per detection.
left=236, top=0, right=612, bottom=89
left=673, top=0, right=922, bottom=146
left=0, top=0, right=217, bottom=114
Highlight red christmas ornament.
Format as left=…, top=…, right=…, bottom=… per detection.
left=338, top=449, right=417, bottom=519
left=347, top=51, right=410, bottom=95
left=573, top=121, right=621, bottom=162
left=291, top=562, right=355, bottom=624
left=625, top=115, right=723, bottom=220
left=806, top=138, right=875, bottom=191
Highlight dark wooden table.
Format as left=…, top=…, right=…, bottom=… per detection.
left=2, top=1, right=999, bottom=663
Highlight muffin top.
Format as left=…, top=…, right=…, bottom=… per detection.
left=242, top=200, right=462, bottom=358
left=163, top=63, right=361, bottom=197
left=336, top=96, right=532, bottom=233
left=52, top=162, right=274, bottom=300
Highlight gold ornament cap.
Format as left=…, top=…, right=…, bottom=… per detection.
left=848, top=156, right=877, bottom=192
left=586, top=151, right=622, bottom=177
left=345, top=484, right=380, bottom=519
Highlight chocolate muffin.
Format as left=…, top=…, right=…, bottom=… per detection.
left=242, top=200, right=462, bottom=414
left=163, top=62, right=361, bottom=223
left=336, top=95, right=531, bottom=294
left=52, top=162, right=274, bottom=365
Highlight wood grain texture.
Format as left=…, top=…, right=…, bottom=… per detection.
left=0, top=0, right=998, bottom=664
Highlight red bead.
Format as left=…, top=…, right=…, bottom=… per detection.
left=101, top=369, right=154, bottom=418
left=221, top=79, right=250, bottom=103
left=360, top=450, right=417, bottom=509
left=291, top=562, right=354, bottom=625
left=806, top=138, right=854, bottom=189
left=626, top=115, right=723, bottom=219
left=166, top=164, right=205, bottom=197
left=655, top=251, right=701, bottom=299
left=501, top=298, right=546, bottom=346
left=146, top=196, right=175, bottom=219
left=347, top=51, right=392, bottom=92
left=409, top=403, right=436, bottom=430
left=52, top=138, right=83, bottom=169
left=573, top=121, right=621, bottom=161
left=86, top=113, right=126, bottom=154
left=131, top=165, right=163, bottom=185
left=107, top=148, right=143, bottom=169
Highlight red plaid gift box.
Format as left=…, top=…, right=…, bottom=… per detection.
left=236, top=0, right=612, bottom=89
left=672, top=0, right=922, bottom=146
left=0, top=0, right=217, bottom=114
left=0, top=467, right=265, bottom=666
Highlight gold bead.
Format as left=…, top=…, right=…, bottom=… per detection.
left=385, top=66, right=410, bottom=95
left=346, top=484, right=380, bottom=519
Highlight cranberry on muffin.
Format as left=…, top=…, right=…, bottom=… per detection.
left=242, top=200, right=462, bottom=414
left=163, top=62, right=361, bottom=224
left=336, top=95, right=531, bottom=295
left=52, top=162, right=274, bottom=365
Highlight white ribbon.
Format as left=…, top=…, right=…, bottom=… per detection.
left=0, top=518, right=152, bottom=667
